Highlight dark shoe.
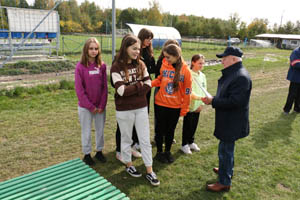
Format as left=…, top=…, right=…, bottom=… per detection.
left=95, top=151, right=107, bottom=163
left=146, top=172, right=160, bottom=186
left=154, top=152, right=168, bottom=163
left=206, top=182, right=230, bottom=192
left=165, top=151, right=174, bottom=163
left=126, top=166, right=142, bottom=178
left=83, top=154, right=95, bottom=166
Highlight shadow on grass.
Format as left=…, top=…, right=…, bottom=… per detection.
left=89, top=145, right=186, bottom=197
left=174, top=177, right=228, bottom=200
left=252, top=112, right=297, bottom=149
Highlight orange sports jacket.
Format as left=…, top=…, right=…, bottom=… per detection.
left=152, top=58, right=192, bottom=116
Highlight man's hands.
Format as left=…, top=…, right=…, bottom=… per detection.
left=201, top=96, right=213, bottom=105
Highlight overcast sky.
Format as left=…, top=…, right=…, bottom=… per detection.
left=26, top=0, right=300, bottom=26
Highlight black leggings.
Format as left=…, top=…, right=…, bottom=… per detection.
left=154, top=104, right=180, bottom=152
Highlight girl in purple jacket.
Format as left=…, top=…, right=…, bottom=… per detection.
left=75, top=37, right=108, bottom=166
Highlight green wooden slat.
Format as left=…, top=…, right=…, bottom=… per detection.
left=0, top=158, right=81, bottom=188
left=93, top=189, right=121, bottom=200
left=56, top=181, right=112, bottom=200
left=107, top=193, right=127, bottom=200
left=0, top=159, right=130, bottom=200
left=45, top=179, right=109, bottom=200
left=31, top=175, right=102, bottom=200
left=0, top=165, right=91, bottom=199
left=121, top=197, right=130, bottom=200
left=0, top=158, right=82, bottom=191
left=14, top=170, right=98, bottom=200
left=73, top=185, right=116, bottom=200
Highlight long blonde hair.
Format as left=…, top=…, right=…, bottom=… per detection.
left=80, top=37, right=102, bottom=68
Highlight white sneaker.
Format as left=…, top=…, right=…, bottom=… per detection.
left=116, top=152, right=126, bottom=164
left=134, top=143, right=140, bottom=150
left=189, top=143, right=200, bottom=151
left=181, top=144, right=192, bottom=154
left=131, top=146, right=142, bottom=158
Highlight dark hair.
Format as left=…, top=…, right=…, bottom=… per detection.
left=80, top=37, right=102, bottom=68
left=138, top=28, right=154, bottom=57
left=163, top=44, right=183, bottom=92
left=190, top=54, right=205, bottom=69
left=115, top=34, right=144, bottom=82
left=158, top=39, right=180, bottom=61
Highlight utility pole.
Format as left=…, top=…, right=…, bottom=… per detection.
left=112, top=0, right=116, bottom=61
left=280, top=10, right=285, bottom=28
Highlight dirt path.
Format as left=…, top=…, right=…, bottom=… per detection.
left=0, top=70, right=75, bottom=90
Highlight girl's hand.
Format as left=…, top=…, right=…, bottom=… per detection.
left=92, top=108, right=98, bottom=114
left=98, top=108, right=104, bottom=113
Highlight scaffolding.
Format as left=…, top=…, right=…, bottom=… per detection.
left=0, top=1, right=61, bottom=68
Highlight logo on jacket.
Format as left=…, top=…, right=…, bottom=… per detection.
left=165, top=82, right=174, bottom=94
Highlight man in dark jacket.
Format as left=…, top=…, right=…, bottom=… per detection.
left=202, top=46, right=252, bottom=192
left=283, top=47, right=300, bottom=114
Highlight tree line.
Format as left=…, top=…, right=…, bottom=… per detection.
left=1, top=0, right=300, bottom=40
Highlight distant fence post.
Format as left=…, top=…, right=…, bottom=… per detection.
left=62, top=36, right=65, bottom=56
left=101, top=35, right=103, bottom=53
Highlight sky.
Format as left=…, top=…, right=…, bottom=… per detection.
left=26, top=0, right=300, bottom=26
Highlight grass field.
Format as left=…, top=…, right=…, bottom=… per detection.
left=1, top=47, right=300, bottom=200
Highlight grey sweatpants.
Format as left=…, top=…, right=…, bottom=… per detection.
left=78, top=106, right=106, bottom=155
left=116, top=107, right=153, bottom=167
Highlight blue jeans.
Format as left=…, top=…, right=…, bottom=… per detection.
left=218, top=141, right=235, bottom=186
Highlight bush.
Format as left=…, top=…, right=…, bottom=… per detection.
left=59, top=80, right=74, bottom=90
left=13, top=87, right=26, bottom=97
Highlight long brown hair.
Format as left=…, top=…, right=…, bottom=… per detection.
left=138, top=28, right=154, bottom=57
left=80, top=37, right=102, bottom=68
left=158, top=39, right=180, bottom=61
left=191, top=54, right=205, bottom=69
left=115, top=34, right=144, bottom=82
left=163, top=44, right=183, bottom=92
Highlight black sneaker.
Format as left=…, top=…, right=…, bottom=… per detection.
left=83, top=154, right=95, bottom=166
left=126, top=166, right=142, bottom=178
left=165, top=151, right=174, bottom=163
left=146, top=172, right=160, bottom=186
left=95, top=151, right=107, bottom=163
left=154, top=152, right=168, bottom=163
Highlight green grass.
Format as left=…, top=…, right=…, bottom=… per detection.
left=1, top=48, right=300, bottom=200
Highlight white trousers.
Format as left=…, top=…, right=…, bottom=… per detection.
left=116, top=107, right=153, bottom=167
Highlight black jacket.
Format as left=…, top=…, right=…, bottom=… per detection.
left=212, top=61, right=252, bottom=142
left=141, top=48, right=156, bottom=74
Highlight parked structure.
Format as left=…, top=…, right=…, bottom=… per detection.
left=255, top=34, right=300, bottom=49
left=126, top=23, right=181, bottom=48
left=0, top=6, right=60, bottom=62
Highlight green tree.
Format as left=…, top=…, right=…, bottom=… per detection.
left=237, top=22, right=248, bottom=40
left=247, top=18, right=268, bottom=39
left=282, top=21, right=295, bottom=34
left=33, top=0, right=47, bottom=9
left=118, top=8, right=140, bottom=28
left=68, top=0, right=80, bottom=23
left=19, top=0, right=29, bottom=8
left=57, top=2, right=72, bottom=21
left=228, top=13, right=240, bottom=37
left=147, top=0, right=163, bottom=25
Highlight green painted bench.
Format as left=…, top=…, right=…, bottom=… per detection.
left=0, top=158, right=129, bottom=200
